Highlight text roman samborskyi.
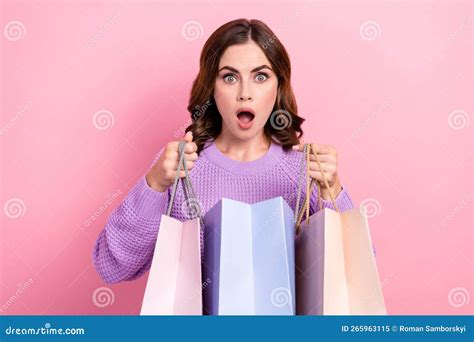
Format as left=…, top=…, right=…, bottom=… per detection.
left=399, top=325, right=466, bottom=333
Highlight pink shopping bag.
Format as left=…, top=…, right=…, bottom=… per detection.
left=140, top=141, right=203, bottom=315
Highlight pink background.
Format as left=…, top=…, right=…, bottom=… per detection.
left=1, top=0, right=472, bottom=315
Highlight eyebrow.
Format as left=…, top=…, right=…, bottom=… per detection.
left=218, top=65, right=273, bottom=73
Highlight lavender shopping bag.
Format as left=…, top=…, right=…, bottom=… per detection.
left=202, top=196, right=295, bottom=315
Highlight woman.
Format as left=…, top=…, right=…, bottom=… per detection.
left=93, top=18, right=355, bottom=284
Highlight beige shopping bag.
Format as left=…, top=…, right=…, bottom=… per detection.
left=295, top=144, right=386, bottom=315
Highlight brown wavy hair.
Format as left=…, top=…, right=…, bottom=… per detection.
left=185, top=18, right=305, bottom=154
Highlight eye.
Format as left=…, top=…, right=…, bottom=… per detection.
left=223, top=73, right=237, bottom=84
left=255, top=73, right=269, bottom=82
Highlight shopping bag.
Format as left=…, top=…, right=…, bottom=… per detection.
left=203, top=196, right=295, bottom=315
left=140, top=140, right=203, bottom=315
left=295, top=144, right=386, bottom=315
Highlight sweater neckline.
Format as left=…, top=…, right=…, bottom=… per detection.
left=202, top=139, right=284, bottom=176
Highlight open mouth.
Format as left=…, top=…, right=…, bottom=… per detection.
left=236, top=109, right=255, bottom=130
left=236, top=111, right=255, bottom=124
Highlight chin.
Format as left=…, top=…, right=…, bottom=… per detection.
left=234, top=128, right=263, bottom=142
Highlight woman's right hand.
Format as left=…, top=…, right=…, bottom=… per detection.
left=145, top=131, right=198, bottom=192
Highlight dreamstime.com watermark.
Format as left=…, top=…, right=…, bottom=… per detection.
left=4, top=322, right=85, bottom=336
left=83, top=189, right=122, bottom=228
left=435, top=192, right=473, bottom=233
left=175, top=277, right=212, bottom=314
left=0, top=100, right=32, bottom=136
left=173, top=99, right=213, bottom=138
left=0, top=278, right=34, bottom=313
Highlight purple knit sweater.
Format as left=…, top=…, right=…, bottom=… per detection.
left=93, top=140, right=355, bottom=284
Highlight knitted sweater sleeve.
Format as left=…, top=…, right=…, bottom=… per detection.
left=92, top=148, right=169, bottom=284
left=310, top=185, right=356, bottom=214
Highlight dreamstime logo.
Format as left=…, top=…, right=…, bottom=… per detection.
left=92, top=110, right=115, bottom=130
left=426, top=16, right=473, bottom=64
left=173, top=119, right=192, bottom=138
left=85, top=11, right=121, bottom=48
left=448, top=287, right=470, bottom=308
left=448, top=110, right=470, bottom=130
left=269, top=110, right=292, bottom=130
left=261, top=10, right=300, bottom=49
left=359, top=272, right=396, bottom=311
left=352, top=101, right=391, bottom=138
left=4, top=322, right=85, bottom=335
left=270, top=287, right=292, bottom=308
left=359, top=21, right=381, bottom=41
left=261, top=2, right=314, bottom=50
left=171, top=99, right=214, bottom=138
left=181, top=21, right=203, bottom=41
left=360, top=198, right=381, bottom=219
left=175, top=278, right=212, bottom=314
left=192, top=99, right=212, bottom=120
left=0, top=101, right=32, bottom=136
left=92, top=287, right=115, bottom=308
left=181, top=198, right=203, bottom=219
left=4, top=21, right=26, bottom=41
left=255, top=206, right=282, bottom=236
left=255, top=194, right=300, bottom=236
left=435, top=192, right=473, bottom=233
left=0, top=278, right=34, bottom=313
left=83, top=189, right=122, bottom=228
left=3, top=198, right=26, bottom=219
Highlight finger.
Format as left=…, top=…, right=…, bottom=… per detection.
left=308, top=170, right=334, bottom=184
left=309, top=154, right=336, bottom=163
left=170, top=160, right=194, bottom=171
left=169, top=140, right=197, bottom=154
left=183, top=131, right=193, bottom=143
left=291, top=139, right=305, bottom=151
left=167, top=141, right=180, bottom=152
left=177, top=166, right=195, bottom=178
left=165, top=158, right=194, bottom=170
left=308, top=161, right=322, bottom=172
left=292, top=143, right=304, bottom=152
left=308, top=161, right=336, bottom=173
left=171, top=132, right=196, bottom=153
left=310, top=143, right=335, bottom=155
left=167, top=150, right=197, bottom=160
left=185, top=142, right=197, bottom=153
left=167, top=145, right=197, bottom=161
left=167, top=170, right=190, bottom=180
left=180, top=160, right=194, bottom=170
left=291, top=141, right=335, bottom=155
left=185, top=152, right=198, bottom=162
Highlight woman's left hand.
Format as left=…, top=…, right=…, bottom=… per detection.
left=292, top=142, right=342, bottom=201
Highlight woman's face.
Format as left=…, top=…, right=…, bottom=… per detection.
left=213, top=40, right=278, bottom=142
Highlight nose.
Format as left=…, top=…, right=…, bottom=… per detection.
left=237, top=82, right=252, bottom=101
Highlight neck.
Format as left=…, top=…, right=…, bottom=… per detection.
left=214, top=131, right=271, bottom=162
